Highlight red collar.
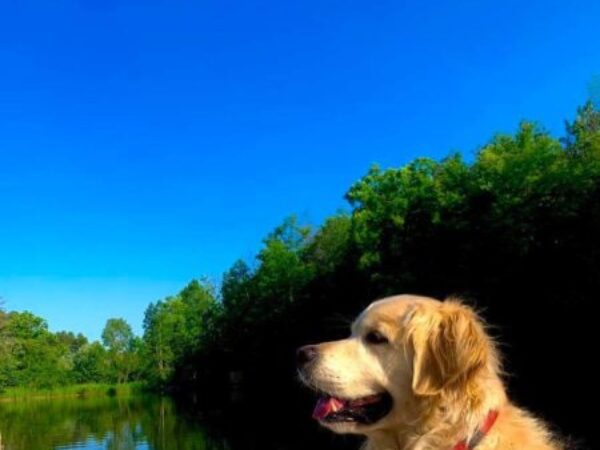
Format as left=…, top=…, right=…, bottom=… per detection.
left=453, top=410, right=499, bottom=450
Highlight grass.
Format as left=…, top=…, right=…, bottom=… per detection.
left=0, top=382, right=146, bottom=402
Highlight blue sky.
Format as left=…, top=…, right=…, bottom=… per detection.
left=1, top=1, right=599, bottom=341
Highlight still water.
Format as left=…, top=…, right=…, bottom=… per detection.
left=0, top=394, right=353, bottom=450
left=0, top=396, right=229, bottom=450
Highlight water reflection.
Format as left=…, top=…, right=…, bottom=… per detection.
left=0, top=393, right=359, bottom=450
left=0, top=396, right=223, bottom=450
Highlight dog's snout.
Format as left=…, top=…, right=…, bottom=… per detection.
left=297, top=345, right=319, bottom=367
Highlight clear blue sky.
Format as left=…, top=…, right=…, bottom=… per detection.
left=1, top=1, right=599, bottom=341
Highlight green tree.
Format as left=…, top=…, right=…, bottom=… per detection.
left=221, top=260, right=253, bottom=311
left=142, top=280, right=217, bottom=386
left=102, top=318, right=136, bottom=384
left=0, top=311, right=70, bottom=388
left=304, top=213, right=352, bottom=275
left=73, top=342, right=109, bottom=383
left=5, top=311, right=49, bottom=340
left=56, top=331, right=88, bottom=354
left=254, top=216, right=314, bottom=305
left=563, top=101, right=600, bottom=157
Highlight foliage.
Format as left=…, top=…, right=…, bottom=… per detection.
left=141, top=280, right=217, bottom=386
left=0, top=308, right=141, bottom=390
left=101, top=318, right=139, bottom=384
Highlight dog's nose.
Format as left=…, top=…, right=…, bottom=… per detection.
left=297, top=345, right=318, bottom=367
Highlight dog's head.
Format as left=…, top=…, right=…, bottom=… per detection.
left=297, top=295, right=498, bottom=435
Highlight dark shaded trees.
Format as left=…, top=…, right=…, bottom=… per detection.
left=171, top=102, right=599, bottom=445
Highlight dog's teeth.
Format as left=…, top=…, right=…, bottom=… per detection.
left=331, top=397, right=345, bottom=412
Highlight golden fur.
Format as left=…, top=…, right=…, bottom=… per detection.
left=300, top=295, right=562, bottom=450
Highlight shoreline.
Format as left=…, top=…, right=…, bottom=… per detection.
left=0, top=382, right=146, bottom=403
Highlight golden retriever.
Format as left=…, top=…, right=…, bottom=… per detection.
left=298, top=295, right=562, bottom=450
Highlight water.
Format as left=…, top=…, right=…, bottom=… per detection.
left=0, top=394, right=358, bottom=450
left=0, top=396, right=227, bottom=450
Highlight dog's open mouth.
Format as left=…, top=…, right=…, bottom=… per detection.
left=312, top=392, right=393, bottom=424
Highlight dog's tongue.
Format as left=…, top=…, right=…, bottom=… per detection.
left=312, top=396, right=346, bottom=421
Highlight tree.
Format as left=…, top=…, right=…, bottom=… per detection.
left=5, top=311, right=49, bottom=340
left=141, top=279, right=217, bottom=386
left=0, top=303, right=14, bottom=390
left=178, top=279, right=217, bottom=353
left=56, top=331, right=88, bottom=354
left=102, top=318, right=136, bottom=384
left=254, top=216, right=314, bottom=305
left=102, top=319, right=134, bottom=354
left=305, top=214, right=352, bottom=275
left=142, top=299, right=182, bottom=385
left=563, top=101, right=600, bottom=156
left=221, top=260, right=253, bottom=311
left=0, top=308, right=123, bottom=389
left=72, top=342, right=109, bottom=383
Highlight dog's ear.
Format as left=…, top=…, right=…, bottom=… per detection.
left=410, top=301, right=490, bottom=396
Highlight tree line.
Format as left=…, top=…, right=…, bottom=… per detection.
left=0, top=280, right=217, bottom=391
left=0, top=309, right=140, bottom=390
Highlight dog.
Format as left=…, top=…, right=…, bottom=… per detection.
left=297, top=295, right=562, bottom=450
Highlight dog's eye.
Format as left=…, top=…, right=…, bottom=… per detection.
left=364, top=330, right=389, bottom=345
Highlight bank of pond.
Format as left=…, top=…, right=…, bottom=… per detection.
left=0, top=382, right=146, bottom=402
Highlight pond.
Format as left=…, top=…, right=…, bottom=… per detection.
left=0, top=396, right=225, bottom=450
left=0, top=395, right=357, bottom=450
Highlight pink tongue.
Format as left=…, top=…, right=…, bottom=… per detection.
left=312, top=396, right=346, bottom=421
